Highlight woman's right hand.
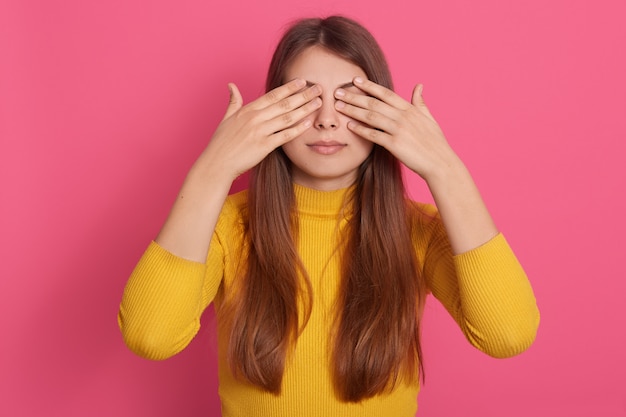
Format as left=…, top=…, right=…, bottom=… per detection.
left=199, top=78, right=322, bottom=181
left=155, top=79, right=321, bottom=261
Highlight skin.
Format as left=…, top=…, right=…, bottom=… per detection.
left=155, top=46, right=498, bottom=263
left=281, top=46, right=374, bottom=191
left=333, top=70, right=499, bottom=255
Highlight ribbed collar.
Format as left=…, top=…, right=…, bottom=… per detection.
left=293, top=183, right=354, bottom=217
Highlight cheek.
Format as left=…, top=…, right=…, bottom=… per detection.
left=349, top=134, right=374, bottom=158
left=281, top=140, right=296, bottom=155
left=280, top=141, right=302, bottom=166
left=359, top=139, right=375, bottom=155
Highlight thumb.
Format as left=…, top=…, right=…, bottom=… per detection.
left=223, top=83, right=243, bottom=119
left=411, top=84, right=425, bottom=106
left=411, top=83, right=434, bottom=118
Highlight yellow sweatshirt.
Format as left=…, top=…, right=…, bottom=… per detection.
left=118, top=184, right=539, bottom=417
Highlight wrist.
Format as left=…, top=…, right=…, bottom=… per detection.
left=423, top=153, right=469, bottom=190
left=189, top=149, right=240, bottom=187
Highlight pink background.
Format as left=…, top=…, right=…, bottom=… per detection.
left=1, top=0, right=625, bottom=415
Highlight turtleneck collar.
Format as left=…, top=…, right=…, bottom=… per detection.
left=293, top=183, right=354, bottom=217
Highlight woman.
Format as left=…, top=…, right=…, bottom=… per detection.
left=118, top=15, right=539, bottom=416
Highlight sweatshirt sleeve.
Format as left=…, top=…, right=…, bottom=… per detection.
left=117, top=226, right=226, bottom=361
left=423, top=215, right=540, bottom=358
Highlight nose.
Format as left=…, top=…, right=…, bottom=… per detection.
left=314, top=93, right=340, bottom=130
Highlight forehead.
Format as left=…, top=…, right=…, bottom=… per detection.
left=284, top=46, right=366, bottom=85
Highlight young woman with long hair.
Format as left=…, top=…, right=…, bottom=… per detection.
left=118, top=15, right=539, bottom=416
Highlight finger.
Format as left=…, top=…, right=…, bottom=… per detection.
left=335, top=87, right=398, bottom=120
left=251, top=78, right=308, bottom=110
left=346, top=120, right=391, bottom=147
left=264, top=84, right=322, bottom=122
left=267, top=118, right=313, bottom=149
left=352, top=77, right=410, bottom=109
left=223, top=83, right=243, bottom=120
left=334, top=100, right=396, bottom=134
left=264, top=94, right=322, bottom=134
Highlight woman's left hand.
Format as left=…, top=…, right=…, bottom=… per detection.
left=336, top=77, right=500, bottom=254
left=334, top=77, right=457, bottom=182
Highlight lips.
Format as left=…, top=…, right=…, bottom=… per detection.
left=307, top=140, right=347, bottom=155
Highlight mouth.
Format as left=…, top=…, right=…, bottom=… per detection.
left=307, top=140, right=347, bottom=155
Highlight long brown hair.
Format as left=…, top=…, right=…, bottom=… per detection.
left=226, top=15, right=426, bottom=402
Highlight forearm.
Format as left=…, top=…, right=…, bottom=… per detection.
left=121, top=155, right=231, bottom=358
left=426, top=155, right=498, bottom=255
left=422, top=155, right=539, bottom=355
left=156, top=150, right=236, bottom=263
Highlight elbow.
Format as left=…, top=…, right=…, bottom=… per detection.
left=121, top=329, right=178, bottom=361
left=480, top=311, right=541, bottom=359
left=118, top=311, right=190, bottom=361
left=485, top=329, right=538, bottom=359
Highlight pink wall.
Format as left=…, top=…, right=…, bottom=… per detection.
left=2, top=0, right=625, bottom=415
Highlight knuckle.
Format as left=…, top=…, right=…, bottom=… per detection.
left=368, top=128, right=380, bottom=140
left=382, top=88, right=394, bottom=99
left=265, top=90, right=279, bottom=104
left=365, top=110, right=378, bottom=122
left=281, top=112, right=294, bottom=125
left=280, top=128, right=294, bottom=142
left=278, top=97, right=291, bottom=110
left=301, top=88, right=314, bottom=101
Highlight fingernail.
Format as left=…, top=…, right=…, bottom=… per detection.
left=295, top=78, right=306, bottom=87
left=335, top=100, right=345, bottom=109
left=354, top=77, right=364, bottom=84
left=313, top=97, right=322, bottom=107
left=335, top=88, right=345, bottom=98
